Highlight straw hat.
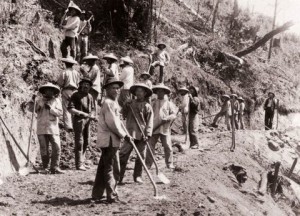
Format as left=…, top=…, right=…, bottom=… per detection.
left=103, top=53, right=118, bottom=61
left=61, top=57, right=77, bottom=65
left=152, top=83, right=171, bottom=94
left=130, top=83, right=153, bottom=98
left=231, top=94, right=238, bottom=98
left=237, top=97, right=244, bottom=101
left=69, top=2, right=82, bottom=14
left=79, top=77, right=93, bottom=86
left=82, top=54, right=99, bottom=61
left=157, top=43, right=166, bottom=49
left=178, top=87, right=189, bottom=94
left=268, top=92, right=275, bottom=97
left=189, top=86, right=199, bottom=96
left=120, top=56, right=134, bottom=65
left=103, top=77, right=124, bottom=89
left=39, top=83, right=60, bottom=95
left=222, top=94, right=230, bottom=99
left=140, top=71, right=151, bottom=78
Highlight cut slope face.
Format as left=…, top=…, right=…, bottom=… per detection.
left=0, top=0, right=62, bottom=177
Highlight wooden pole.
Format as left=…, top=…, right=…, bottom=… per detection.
left=268, top=0, right=278, bottom=60
left=271, top=162, right=281, bottom=195
left=288, top=158, right=298, bottom=178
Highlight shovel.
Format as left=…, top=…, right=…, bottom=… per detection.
left=128, top=105, right=170, bottom=184
left=120, top=122, right=158, bottom=197
left=0, top=115, right=39, bottom=173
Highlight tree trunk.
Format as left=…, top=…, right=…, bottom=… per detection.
left=211, top=0, right=221, bottom=32
left=235, top=21, right=294, bottom=57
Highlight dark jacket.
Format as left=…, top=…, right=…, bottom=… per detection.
left=264, top=98, right=276, bottom=112
left=189, top=96, right=200, bottom=115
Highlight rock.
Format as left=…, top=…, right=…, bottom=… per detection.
left=268, top=141, right=279, bottom=151
left=207, top=196, right=215, bottom=203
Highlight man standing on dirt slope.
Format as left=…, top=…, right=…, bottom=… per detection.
left=178, top=87, right=189, bottom=134
left=118, top=56, right=134, bottom=108
left=119, top=83, right=153, bottom=184
left=103, top=53, right=119, bottom=82
left=76, top=11, right=92, bottom=62
left=188, top=86, right=200, bottom=149
left=27, top=83, right=64, bottom=174
left=68, top=78, right=96, bottom=171
left=57, top=57, right=81, bottom=132
left=264, top=92, right=277, bottom=130
left=211, top=95, right=231, bottom=130
left=230, top=94, right=239, bottom=130
left=92, top=77, right=133, bottom=203
left=80, top=54, right=101, bottom=111
left=60, top=3, right=81, bottom=59
left=238, top=97, right=245, bottom=130
left=146, top=84, right=177, bottom=169
left=149, top=43, right=170, bottom=83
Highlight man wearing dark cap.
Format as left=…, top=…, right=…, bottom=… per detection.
left=188, top=86, right=200, bottom=149
left=92, top=77, right=133, bottom=203
left=264, top=92, right=277, bottom=130
left=68, top=78, right=96, bottom=171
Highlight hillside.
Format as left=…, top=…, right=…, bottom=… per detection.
left=0, top=0, right=300, bottom=215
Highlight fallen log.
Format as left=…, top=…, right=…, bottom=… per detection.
left=258, top=172, right=268, bottom=196
left=25, top=39, right=47, bottom=57
left=235, top=21, right=294, bottom=57
left=271, top=162, right=281, bottom=195
left=288, top=158, right=298, bottom=178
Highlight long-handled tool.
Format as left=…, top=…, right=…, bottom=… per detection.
left=276, top=99, right=279, bottom=130
left=26, top=97, right=36, bottom=165
left=120, top=122, right=158, bottom=197
left=0, top=115, right=39, bottom=173
left=230, top=100, right=236, bottom=152
left=128, top=105, right=170, bottom=184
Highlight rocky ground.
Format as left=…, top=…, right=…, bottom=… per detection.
left=0, top=128, right=299, bottom=216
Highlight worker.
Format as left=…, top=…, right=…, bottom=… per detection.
left=27, top=83, right=64, bottom=174
left=238, top=97, right=245, bottom=130
left=230, top=94, right=239, bottom=130
left=188, top=86, right=200, bottom=149
left=140, top=71, right=152, bottom=103
left=178, top=87, right=189, bottom=134
left=60, top=3, right=81, bottom=58
left=146, top=84, right=177, bottom=169
left=92, top=77, right=133, bottom=203
left=76, top=11, right=92, bottom=62
left=57, top=57, right=81, bottom=132
left=118, top=56, right=134, bottom=107
left=80, top=54, right=101, bottom=110
left=103, top=53, right=119, bottom=82
left=149, top=43, right=170, bottom=83
left=264, top=92, right=277, bottom=130
left=119, top=83, right=153, bottom=184
left=68, top=78, right=96, bottom=171
left=211, top=95, right=231, bottom=130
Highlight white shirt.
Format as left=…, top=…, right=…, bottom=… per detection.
left=63, top=16, right=80, bottom=38
left=119, top=65, right=134, bottom=90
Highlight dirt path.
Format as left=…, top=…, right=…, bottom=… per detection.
left=0, top=131, right=298, bottom=216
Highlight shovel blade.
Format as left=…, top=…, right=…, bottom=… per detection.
left=157, top=172, right=170, bottom=184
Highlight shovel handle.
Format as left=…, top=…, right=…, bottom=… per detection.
left=121, top=122, right=158, bottom=197
left=0, top=115, right=39, bottom=173
left=128, top=105, right=159, bottom=174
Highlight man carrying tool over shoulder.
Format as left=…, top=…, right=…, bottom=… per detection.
left=60, top=2, right=81, bottom=58
left=119, top=83, right=153, bottom=184
left=178, top=87, right=189, bottom=134
left=188, top=86, right=200, bottom=149
left=27, top=83, right=64, bottom=174
left=146, top=84, right=177, bottom=169
left=210, top=94, right=231, bottom=130
left=68, top=78, right=96, bottom=171
left=92, top=77, right=133, bottom=204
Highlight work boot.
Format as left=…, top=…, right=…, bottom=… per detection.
left=190, top=145, right=199, bottom=149
left=76, top=165, right=87, bottom=171
left=50, top=168, right=65, bottom=174
left=134, top=177, right=143, bottom=184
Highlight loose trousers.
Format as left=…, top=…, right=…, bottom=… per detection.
left=145, top=134, right=173, bottom=168
left=92, top=142, right=120, bottom=200
left=265, top=108, right=275, bottom=130
left=60, top=36, right=76, bottom=59
left=37, top=134, right=61, bottom=170
left=212, top=111, right=231, bottom=130
left=77, top=35, right=88, bottom=62
left=73, top=117, right=90, bottom=168
left=62, top=89, right=75, bottom=130
left=119, top=139, right=146, bottom=181
left=238, top=113, right=245, bottom=130
left=150, top=62, right=164, bottom=83
left=189, top=113, right=199, bottom=147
